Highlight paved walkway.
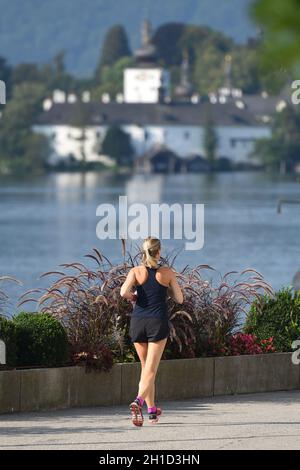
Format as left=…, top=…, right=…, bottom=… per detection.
left=1, top=391, right=300, bottom=450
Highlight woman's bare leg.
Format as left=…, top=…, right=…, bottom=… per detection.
left=137, top=338, right=167, bottom=408
left=133, top=342, right=153, bottom=408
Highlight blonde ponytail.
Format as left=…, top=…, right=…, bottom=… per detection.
left=141, top=237, right=161, bottom=268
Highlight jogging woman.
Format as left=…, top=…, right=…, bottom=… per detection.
left=120, top=236, right=183, bottom=427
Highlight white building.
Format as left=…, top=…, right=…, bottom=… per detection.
left=34, top=100, right=271, bottom=169
left=33, top=20, right=281, bottom=172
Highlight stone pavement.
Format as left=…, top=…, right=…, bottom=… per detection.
left=1, top=390, right=300, bottom=450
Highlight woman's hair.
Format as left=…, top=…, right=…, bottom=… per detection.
left=141, top=236, right=161, bottom=268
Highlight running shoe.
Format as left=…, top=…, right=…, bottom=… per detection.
left=129, top=399, right=144, bottom=427
left=148, top=407, right=162, bottom=424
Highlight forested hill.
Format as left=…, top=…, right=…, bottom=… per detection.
left=0, top=0, right=256, bottom=77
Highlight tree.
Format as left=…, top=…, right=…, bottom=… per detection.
left=70, top=102, right=91, bottom=164
left=231, top=46, right=261, bottom=94
left=253, top=105, right=300, bottom=173
left=252, top=0, right=300, bottom=74
left=95, top=25, right=131, bottom=81
left=203, top=116, right=218, bottom=169
left=0, top=83, right=49, bottom=174
left=48, top=51, right=75, bottom=92
left=92, top=56, right=134, bottom=99
left=12, top=63, right=41, bottom=86
left=181, top=25, right=233, bottom=67
left=53, top=51, right=66, bottom=77
left=194, top=44, right=225, bottom=95
left=152, top=23, right=236, bottom=96
left=152, top=23, right=186, bottom=66
left=101, top=126, right=134, bottom=166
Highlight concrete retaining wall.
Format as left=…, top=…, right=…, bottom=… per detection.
left=0, top=353, right=299, bottom=414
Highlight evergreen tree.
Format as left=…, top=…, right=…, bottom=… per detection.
left=92, top=56, right=134, bottom=99
left=152, top=23, right=186, bottom=66
left=101, top=126, right=134, bottom=167
left=204, top=116, right=218, bottom=169
left=95, top=25, right=131, bottom=82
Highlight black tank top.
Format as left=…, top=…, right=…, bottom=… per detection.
left=132, top=267, right=168, bottom=319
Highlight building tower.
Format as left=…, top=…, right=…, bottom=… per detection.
left=134, top=20, right=158, bottom=65
left=123, top=20, right=170, bottom=103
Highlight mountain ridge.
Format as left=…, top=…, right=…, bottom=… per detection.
left=0, top=0, right=256, bottom=77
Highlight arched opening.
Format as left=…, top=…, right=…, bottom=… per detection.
left=150, top=150, right=179, bottom=173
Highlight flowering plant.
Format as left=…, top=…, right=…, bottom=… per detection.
left=229, top=332, right=276, bottom=355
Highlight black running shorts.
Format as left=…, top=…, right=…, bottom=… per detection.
left=129, top=316, right=170, bottom=343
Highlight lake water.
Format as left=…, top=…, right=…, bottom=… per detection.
left=0, top=171, right=300, bottom=314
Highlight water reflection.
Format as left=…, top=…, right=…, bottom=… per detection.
left=125, top=174, right=165, bottom=203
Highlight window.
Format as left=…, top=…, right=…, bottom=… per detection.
left=230, top=137, right=255, bottom=148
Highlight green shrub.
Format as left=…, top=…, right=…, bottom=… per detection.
left=244, top=288, right=300, bottom=352
left=13, top=312, right=69, bottom=367
left=0, top=316, right=17, bottom=366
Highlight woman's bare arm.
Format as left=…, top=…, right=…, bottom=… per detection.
left=168, top=270, right=184, bottom=304
left=120, top=268, right=137, bottom=300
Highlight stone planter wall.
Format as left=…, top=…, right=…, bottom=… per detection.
left=0, top=353, right=299, bottom=414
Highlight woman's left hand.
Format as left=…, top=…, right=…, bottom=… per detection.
left=130, top=291, right=138, bottom=305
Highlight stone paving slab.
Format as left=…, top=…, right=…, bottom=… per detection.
left=0, top=391, right=300, bottom=450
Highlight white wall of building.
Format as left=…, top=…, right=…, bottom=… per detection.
left=124, top=68, right=170, bottom=103
left=217, top=126, right=271, bottom=163
left=125, top=124, right=271, bottom=163
left=161, top=126, right=203, bottom=158
left=34, top=122, right=271, bottom=166
left=122, top=125, right=202, bottom=158
left=34, top=124, right=106, bottom=164
left=122, top=124, right=146, bottom=156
